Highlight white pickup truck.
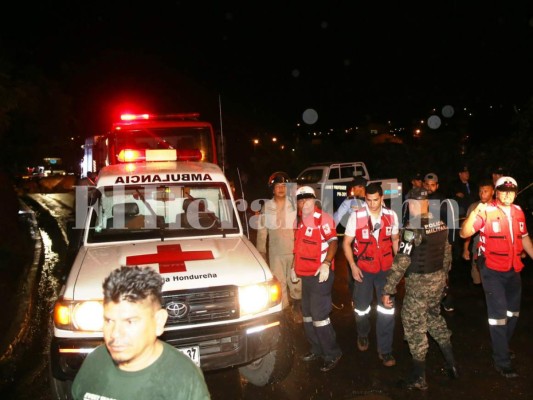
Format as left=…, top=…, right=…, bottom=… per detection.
left=295, top=161, right=401, bottom=213
left=49, top=150, right=292, bottom=399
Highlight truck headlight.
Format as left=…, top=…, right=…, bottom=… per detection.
left=238, top=278, right=281, bottom=316
left=54, top=297, right=104, bottom=332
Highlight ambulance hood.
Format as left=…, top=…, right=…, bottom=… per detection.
left=71, top=237, right=269, bottom=299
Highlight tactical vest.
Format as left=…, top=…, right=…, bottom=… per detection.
left=478, top=204, right=526, bottom=272
left=352, top=208, right=395, bottom=273
left=404, top=216, right=448, bottom=275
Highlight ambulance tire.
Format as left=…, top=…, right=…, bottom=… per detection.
left=48, top=318, right=74, bottom=400
left=48, top=360, right=73, bottom=400
left=238, top=319, right=294, bottom=386
left=49, top=376, right=72, bottom=400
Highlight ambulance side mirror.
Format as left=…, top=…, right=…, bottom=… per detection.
left=87, top=187, right=101, bottom=206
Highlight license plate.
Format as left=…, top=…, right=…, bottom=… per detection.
left=178, top=346, right=200, bottom=367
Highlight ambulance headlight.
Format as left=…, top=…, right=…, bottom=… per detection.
left=239, top=278, right=282, bottom=316
left=53, top=297, right=104, bottom=332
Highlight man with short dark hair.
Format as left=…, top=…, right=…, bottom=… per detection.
left=491, top=166, right=505, bottom=187
left=450, top=165, right=476, bottom=221
left=343, top=183, right=400, bottom=366
left=424, top=172, right=458, bottom=312
left=72, top=266, right=211, bottom=399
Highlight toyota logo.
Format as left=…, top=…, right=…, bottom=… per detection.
left=166, top=302, right=189, bottom=319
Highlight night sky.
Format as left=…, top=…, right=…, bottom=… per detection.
left=1, top=1, right=533, bottom=150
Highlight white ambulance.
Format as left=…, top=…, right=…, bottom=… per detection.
left=49, top=149, right=292, bottom=398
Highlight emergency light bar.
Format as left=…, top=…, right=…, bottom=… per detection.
left=119, top=113, right=200, bottom=122
left=120, top=113, right=149, bottom=121
left=173, top=149, right=203, bottom=161
left=117, top=148, right=202, bottom=163
left=117, top=149, right=144, bottom=162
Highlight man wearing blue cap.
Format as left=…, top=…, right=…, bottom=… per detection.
left=334, top=176, right=368, bottom=228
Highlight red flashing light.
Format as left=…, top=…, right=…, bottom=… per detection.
left=120, top=113, right=150, bottom=121
left=176, top=149, right=202, bottom=161
left=117, top=148, right=202, bottom=163
left=117, top=149, right=145, bottom=162
left=119, top=113, right=200, bottom=122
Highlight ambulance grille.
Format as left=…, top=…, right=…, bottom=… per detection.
left=162, top=285, right=239, bottom=325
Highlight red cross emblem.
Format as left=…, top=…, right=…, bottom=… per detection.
left=126, top=244, right=214, bottom=274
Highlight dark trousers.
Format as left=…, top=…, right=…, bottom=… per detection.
left=301, top=272, right=342, bottom=362
left=353, top=269, right=395, bottom=354
left=479, top=258, right=521, bottom=369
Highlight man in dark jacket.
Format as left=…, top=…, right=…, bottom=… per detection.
left=382, top=187, right=458, bottom=390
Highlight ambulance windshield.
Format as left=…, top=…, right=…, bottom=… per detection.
left=86, top=182, right=239, bottom=243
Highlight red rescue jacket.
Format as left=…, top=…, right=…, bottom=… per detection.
left=352, top=208, right=395, bottom=273
left=477, top=203, right=527, bottom=272
left=294, top=208, right=337, bottom=276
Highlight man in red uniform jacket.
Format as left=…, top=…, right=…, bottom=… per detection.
left=293, top=186, right=342, bottom=372
left=342, top=183, right=399, bottom=366
left=461, top=176, right=533, bottom=378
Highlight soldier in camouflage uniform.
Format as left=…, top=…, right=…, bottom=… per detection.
left=382, top=187, right=458, bottom=390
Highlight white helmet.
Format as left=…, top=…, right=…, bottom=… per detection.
left=296, top=186, right=316, bottom=200
left=495, top=176, right=518, bottom=192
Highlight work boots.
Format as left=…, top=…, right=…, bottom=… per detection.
left=405, top=359, right=428, bottom=390
left=439, top=343, right=459, bottom=379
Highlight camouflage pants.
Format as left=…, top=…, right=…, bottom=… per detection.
left=402, top=269, right=452, bottom=361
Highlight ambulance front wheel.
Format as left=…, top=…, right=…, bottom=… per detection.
left=238, top=319, right=293, bottom=386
